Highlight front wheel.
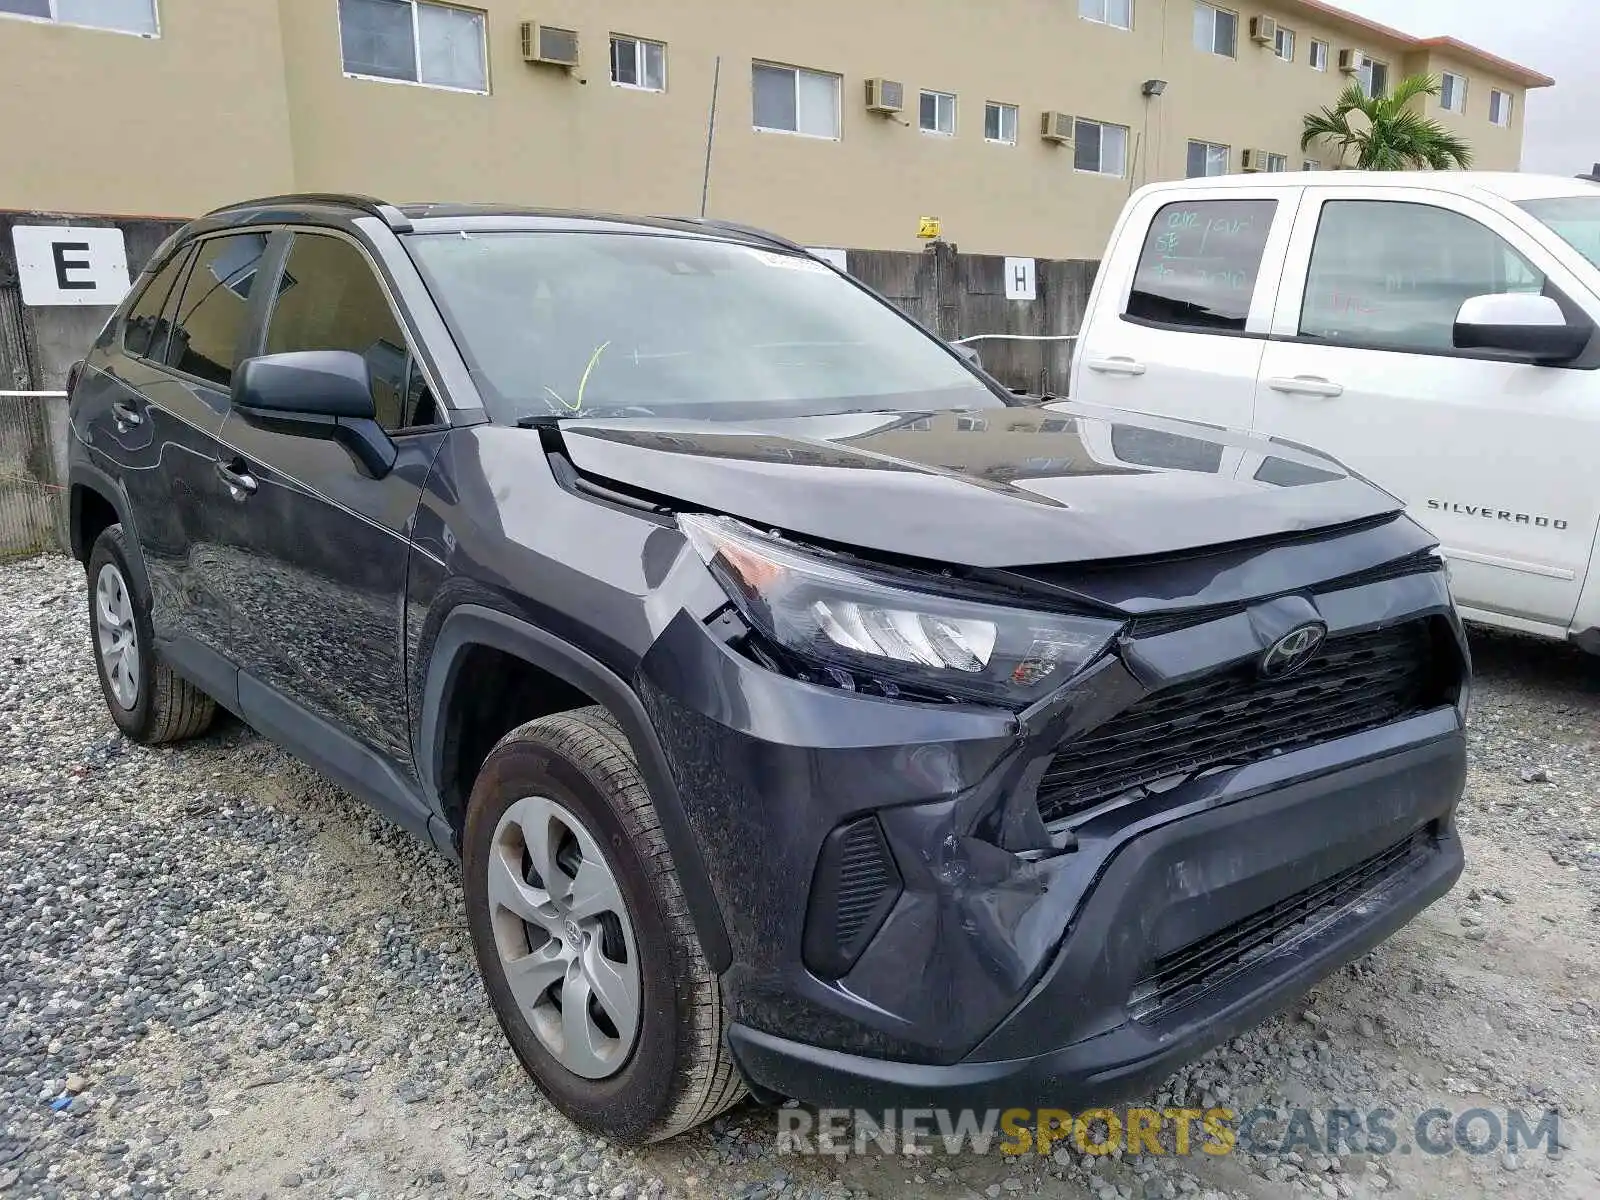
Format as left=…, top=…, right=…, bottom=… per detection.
left=462, top=707, right=745, bottom=1143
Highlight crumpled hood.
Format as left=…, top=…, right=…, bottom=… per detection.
left=554, top=401, right=1403, bottom=567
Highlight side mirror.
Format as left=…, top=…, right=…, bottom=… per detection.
left=953, top=341, right=983, bottom=370
left=232, top=350, right=396, bottom=477
left=1453, top=293, right=1591, bottom=364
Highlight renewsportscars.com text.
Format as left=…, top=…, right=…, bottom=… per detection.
left=776, top=1106, right=1564, bottom=1159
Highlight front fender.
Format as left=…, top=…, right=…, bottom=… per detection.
left=416, top=602, right=734, bottom=973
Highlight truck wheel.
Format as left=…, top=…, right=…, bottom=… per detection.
left=462, top=707, right=746, bottom=1143
left=86, top=525, right=217, bottom=745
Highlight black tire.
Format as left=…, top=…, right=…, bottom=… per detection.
left=463, top=707, right=745, bottom=1143
left=85, top=525, right=217, bottom=745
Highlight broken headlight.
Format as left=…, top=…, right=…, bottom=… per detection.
left=680, top=514, right=1122, bottom=705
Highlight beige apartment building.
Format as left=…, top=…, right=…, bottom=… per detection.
left=0, top=0, right=1552, bottom=258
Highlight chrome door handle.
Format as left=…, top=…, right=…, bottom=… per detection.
left=215, top=460, right=258, bottom=500
left=1267, top=375, right=1344, bottom=398
left=112, top=400, right=143, bottom=431
left=1084, top=356, right=1147, bottom=377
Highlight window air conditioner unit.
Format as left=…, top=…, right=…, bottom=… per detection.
left=1249, top=16, right=1277, bottom=45
left=1040, top=111, right=1074, bottom=144
left=522, top=22, right=579, bottom=68
left=1338, top=48, right=1365, bottom=74
left=1241, top=148, right=1268, bottom=172
left=865, top=78, right=904, bottom=114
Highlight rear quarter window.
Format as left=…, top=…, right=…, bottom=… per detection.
left=121, top=248, right=192, bottom=361
left=1126, top=199, right=1277, bottom=332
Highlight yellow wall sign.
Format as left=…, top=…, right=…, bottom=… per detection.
left=917, top=216, right=943, bottom=239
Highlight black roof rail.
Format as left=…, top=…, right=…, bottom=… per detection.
left=678, top=216, right=811, bottom=256
left=204, top=193, right=414, bottom=233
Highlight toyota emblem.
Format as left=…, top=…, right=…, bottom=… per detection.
left=1259, top=623, right=1327, bottom=679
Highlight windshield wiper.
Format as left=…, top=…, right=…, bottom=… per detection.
left=515, top=413, right=583, bottom=429
left=516, top=405, right=653, bottom=427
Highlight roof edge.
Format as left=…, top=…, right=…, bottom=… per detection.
left=1282, top=0, right=1553, bottom=89
left=1413, top=37, right=1554, bottom=89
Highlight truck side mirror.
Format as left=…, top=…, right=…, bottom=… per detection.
left=1453, top=294, right=1591, bottom=364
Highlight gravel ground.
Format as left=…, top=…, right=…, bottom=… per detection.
left=2, top=552, right=1598, bottom=1200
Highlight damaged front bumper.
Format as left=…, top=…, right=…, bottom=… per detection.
left=725, top=717, right=1463, bottom=1109
left=634, top=567, right=1468, bottom=1108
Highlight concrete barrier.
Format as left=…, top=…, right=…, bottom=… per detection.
left=0, top=391, right=65, bottom=560
left=0, top=212, right=182, bottom=554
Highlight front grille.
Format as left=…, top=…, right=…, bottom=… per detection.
left=1036, top=621, right=1436, bottom=824
left=1128, top=828, right=1431, bottom=1021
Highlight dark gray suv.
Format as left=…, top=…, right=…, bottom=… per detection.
left=66, top=194, right=1469, bottom=1143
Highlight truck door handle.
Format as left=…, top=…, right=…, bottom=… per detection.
left=1267, top=375, right=1344, bottom=398
left=1085, top=356, right=1147, bottom=377
left=215, top=459, right=259, bottom=500
left=112, top=400, right=143, bottom=430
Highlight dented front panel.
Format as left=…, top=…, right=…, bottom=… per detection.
left=636, top=555, right=1468, bottom=1067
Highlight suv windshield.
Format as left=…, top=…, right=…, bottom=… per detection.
left=1519, top=196, right=1600, bottom=269
left=406, top=231, right=1005, bottom=424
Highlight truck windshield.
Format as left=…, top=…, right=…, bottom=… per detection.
left=1519, top=196, right=1600, bottom=270
left=405, top=231, right=1006, bottom=424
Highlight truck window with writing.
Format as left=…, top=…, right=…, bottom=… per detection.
left=1300, top=200, right=1547, bottom=353
left=1126, top=200, right=1277, bottom=332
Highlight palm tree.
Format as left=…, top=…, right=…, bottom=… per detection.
left=1302, top=74, right=1473, bottom=170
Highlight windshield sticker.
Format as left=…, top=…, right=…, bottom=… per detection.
left=746, top=248, right=832, bottom=273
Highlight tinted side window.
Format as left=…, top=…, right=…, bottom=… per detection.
left=163, top=234, right=271, bottom=385
left=264, top=234, right=436, bottom=430
left=1127, top=199, right=1277, bottom=332
left=121, top=249, right=191, bottom=361
left=1300, top=201, right=1547, bottom=353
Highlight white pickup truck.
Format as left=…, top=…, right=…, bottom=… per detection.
left=1071, top=171, right=1600, bottom=651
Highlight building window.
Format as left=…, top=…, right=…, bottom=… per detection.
left=1193, top=2, right=1237, bottom=57
left=752, top=62, right=841, bottom=137
left=984, top=102, right=1018, bottom=144
left=1274, top=27, right=1295, bottom=61
left=610, top=35, right=665, bottom=91
left=1186, top=140, right=1229, bottom=177
left=338, top=0, right=488, bottom=93
left=1303, top=158, right=1320, bottom=170
left=1075, top=119, right=1129, bottom=176
left=1358, top=57, right=1389, bottom=98
left=0, top=0, right=157, bottom=35
left=1308, top=39, right=1327, bottom=70
left=920, top=90, right=957, bottom=136
left=1490, top=88, right=1513, bottom=126
left=1265, top=152, right=1289, bottom=172
left=1438, top=71, right=1466, bottom=113
left=1079, top=0, right=1132, bottom=30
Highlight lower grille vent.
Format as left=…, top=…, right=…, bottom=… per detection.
left=1128, top=828, right=1431, bottom=1021
left=803, top=816, right=903, bottom=979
